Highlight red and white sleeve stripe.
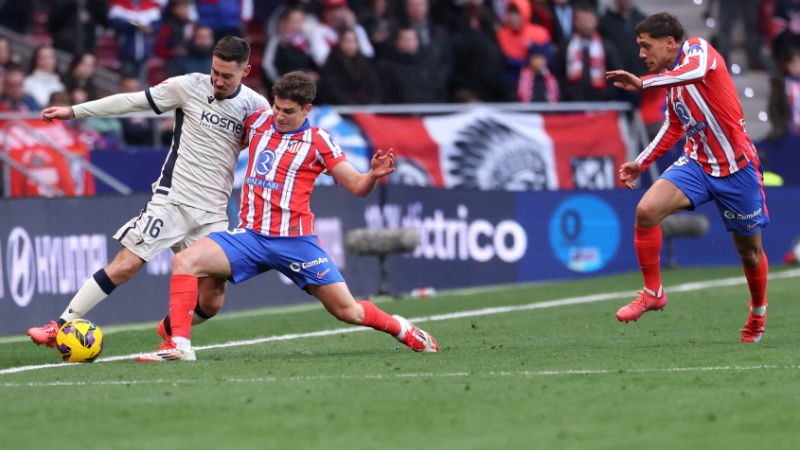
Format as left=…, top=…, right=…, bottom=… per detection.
left=635, top=102, right=684, bottom=171
left=641, top=38, right=714, bottom=89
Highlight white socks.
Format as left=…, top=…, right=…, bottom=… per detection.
left=60, top=277, right=109, bottom=322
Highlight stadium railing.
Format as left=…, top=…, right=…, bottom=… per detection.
left=0, top=115, right=132, bottom=197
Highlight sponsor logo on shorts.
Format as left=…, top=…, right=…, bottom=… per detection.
left=316, top=268, right=330, bottom=279
left=289, top=257, right=330, bottom=273
left=723, top=208, right=762, bottom=221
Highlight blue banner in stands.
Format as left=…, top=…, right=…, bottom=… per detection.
left=1, top=186, right=798, bottom=335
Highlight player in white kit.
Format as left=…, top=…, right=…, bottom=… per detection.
left=28, top=36, right=271, bottom=347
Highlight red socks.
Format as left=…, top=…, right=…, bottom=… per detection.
left=357, top=300, right=402, bottom=336
left=169, top=275, right=198, bottom=339
left=743, top=252, right=769, bottom=312
left=635, top=225, right=663, bottom=294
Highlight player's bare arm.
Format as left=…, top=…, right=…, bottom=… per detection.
left=40, top=106, right=76, bottom=122
left=618, top=161, right=642, bottom=189
left=331, top=148, right=395, bottom=197
left=606, top=70, right=643, bottom=92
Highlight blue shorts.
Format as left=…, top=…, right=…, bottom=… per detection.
left=660, top=156, right=769, bottom=235
left=208, top=229, right=345, bottom=289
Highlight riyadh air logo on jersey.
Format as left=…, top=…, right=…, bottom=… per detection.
left=674, top=101, right=692, bottom=126
left=256, top=149, right=276, bottom=175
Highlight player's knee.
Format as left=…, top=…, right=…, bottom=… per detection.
left=197, top=298, right=222, bottom=318
left=172, top=251, right=198, bottom=275
left=198, top=291, right=225, bottom=316
left=108, top=252, right=144, bottom=282
left=635, top=203, right=660, bottom=227
left=331, top=304, right=362, bottom=325
left=738, top=246, right=762, bottom=267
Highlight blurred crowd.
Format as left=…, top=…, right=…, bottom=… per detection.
left=0, top=0, right=653, bottom=110
left=1, top=0, right=800, bottom=144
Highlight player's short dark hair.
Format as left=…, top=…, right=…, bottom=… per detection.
left=213, top=36, right=251, bottom=65
left=272, top=71, right=316, bottom=106
left=635, top=12, right=685, bottom=41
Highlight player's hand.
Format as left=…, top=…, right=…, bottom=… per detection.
left=619, top=161, right=642, bottom=189
left=606, top=70, right=643, bottom=92
left=40, top=106, right=75, bottom=123
left=370, top=148, right=395, bottom=178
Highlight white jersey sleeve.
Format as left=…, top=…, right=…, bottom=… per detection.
left=145, top=76, right=190, bottom=114
left=72, top=91, right=152, bottom=118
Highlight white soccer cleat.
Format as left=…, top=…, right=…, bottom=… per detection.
left=135, top=340, right=196, bottom=362
left=393, top=315, right=440, bottom=353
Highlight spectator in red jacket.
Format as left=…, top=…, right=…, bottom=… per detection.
left=497, top=0, right=551, bottom=89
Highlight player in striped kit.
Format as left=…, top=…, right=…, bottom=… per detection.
left=28, top=37, right=271, bottom=347
left=136, top=71, right=439, bottom=361
left=606, top=12, right=770, bottom=343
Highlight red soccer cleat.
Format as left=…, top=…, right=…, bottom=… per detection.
left=135, top=339, right=196, bottom=362
left=740, top=311, right=766, bottom=343
left=616, top=288, right=668, bottom=322
left=27, top=320, right=61, bottom=348
left=393, top=315, right=439, bottom=352
left=156, top=318, right=170, bottom=342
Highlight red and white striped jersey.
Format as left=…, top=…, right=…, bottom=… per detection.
left=637, top=37, right=758, bottom=177
left=238, top=109, right=346, bottom=236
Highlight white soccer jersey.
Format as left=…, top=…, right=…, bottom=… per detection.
left=144, top=73, right=271, bottom=212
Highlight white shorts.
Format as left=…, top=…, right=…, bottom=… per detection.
left=113, top=195, right=229, bottom=262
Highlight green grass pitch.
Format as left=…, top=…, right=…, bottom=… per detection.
left=2, top=266, right=799, bottom=450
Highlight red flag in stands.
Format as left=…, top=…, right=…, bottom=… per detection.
left=353, top=109, right=628, bottom=190
left=1, top=119, right=94, bottom=197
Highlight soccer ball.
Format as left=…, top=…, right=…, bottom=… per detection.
left=55, top=319, right=104, bottom=363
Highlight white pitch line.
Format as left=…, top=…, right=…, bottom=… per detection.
left=2, top=268, right=799, bottom=377
left=2, top=364, right=798, bottom=388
